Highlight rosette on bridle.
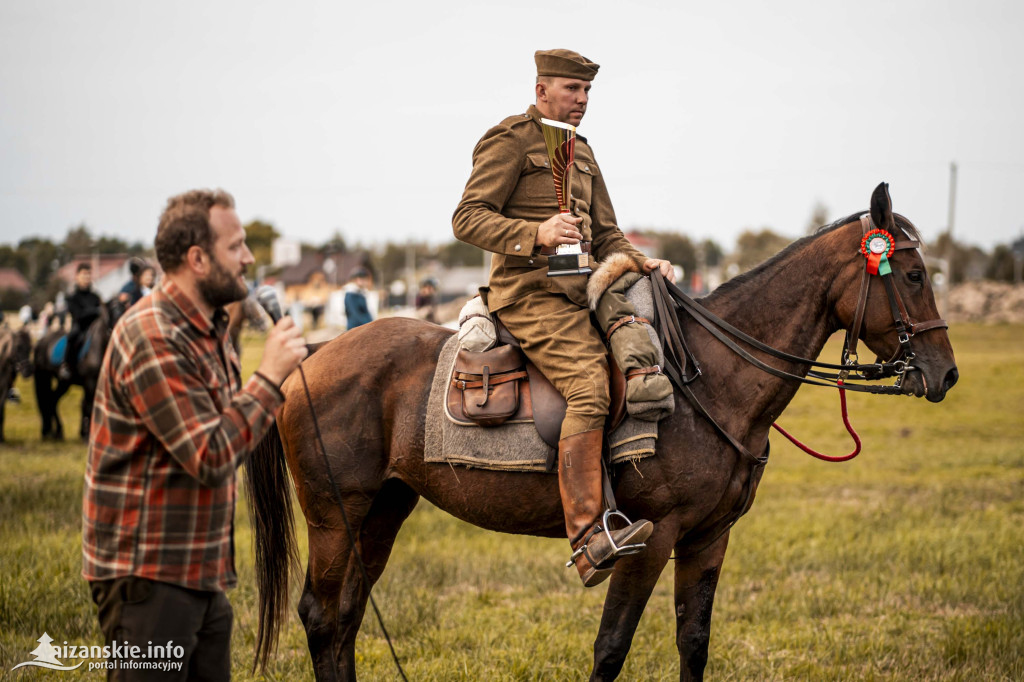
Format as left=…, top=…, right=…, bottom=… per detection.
left=860, top=229, right=895, bottom=275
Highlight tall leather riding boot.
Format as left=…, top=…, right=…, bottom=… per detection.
left=558, top=428, right=654, bottom=587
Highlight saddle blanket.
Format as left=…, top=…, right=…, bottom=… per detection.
left=424, top=278, right=661, bottom=473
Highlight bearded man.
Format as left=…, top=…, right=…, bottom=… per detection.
left=82, top=189, right=307, bottom=680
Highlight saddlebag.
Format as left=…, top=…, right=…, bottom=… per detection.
left=450, top=345, right=528, bottom=426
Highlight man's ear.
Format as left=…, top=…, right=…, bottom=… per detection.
left=185, top=245, right=208, bottom=275
left=535, top=80, right=547, bottom=102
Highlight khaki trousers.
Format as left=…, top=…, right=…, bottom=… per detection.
left=498, top=291, right=609, bottom=438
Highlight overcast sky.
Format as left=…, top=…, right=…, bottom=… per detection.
left=2, top=0, right=1022, bottom=254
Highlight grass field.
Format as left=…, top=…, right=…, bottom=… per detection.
left=1, top=324, right=1022, bottom=681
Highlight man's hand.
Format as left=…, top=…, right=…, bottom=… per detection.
left=536, top=213, right=583, bottom=249
left=643, top=258, right=677, bottom=283
left=257, top=317, right=308, bottom=386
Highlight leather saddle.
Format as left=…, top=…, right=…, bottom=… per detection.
left=447, top=318, right=627, bottom=449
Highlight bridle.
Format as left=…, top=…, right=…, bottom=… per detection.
left=1, top=329, right=32, bottom=377
left=649, top=214, right=949, bottom=466
left=649, top=213, right=950, bottom=551
left=15, top=331, right=33, bottom=376
left=841, top=214, right=948, bottom=387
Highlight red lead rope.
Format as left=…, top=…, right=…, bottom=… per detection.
left=771, top=380, right=863, bottom=462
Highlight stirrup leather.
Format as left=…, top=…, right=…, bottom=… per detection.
left=565, top=510, right=648, bottom=568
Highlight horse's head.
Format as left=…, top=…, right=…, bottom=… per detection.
left=829, top=183, right=958, bottom=402
left=13, top=328, right=33, bottom=378
left=106, top=298, right=127, bottom=328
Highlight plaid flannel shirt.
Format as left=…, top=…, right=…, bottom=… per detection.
left=82, top=279, right=283, bottom=592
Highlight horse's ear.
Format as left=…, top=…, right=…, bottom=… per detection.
left=869, top=182, right=894, bottom=230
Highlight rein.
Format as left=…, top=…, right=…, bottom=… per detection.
left=650, top=213, right=948, bottom=462
left=769, top=381, right=862, bottom=462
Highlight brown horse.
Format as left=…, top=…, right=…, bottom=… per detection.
left=33, top=299, right=123, bottom=440
left=0, top=325, right=33, bottom=442
left=246, top=184, right=958, bottom=681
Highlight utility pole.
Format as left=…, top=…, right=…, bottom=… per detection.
left=946, top=161, right=958, bottom=280
left=406, top=243, right=416, bottom=308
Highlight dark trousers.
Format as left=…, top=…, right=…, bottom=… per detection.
left=65, top=326, right=83, bottom=371
left=90, top=577, right=233, bottom=681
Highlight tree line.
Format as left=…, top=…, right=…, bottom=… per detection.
left=2, top=215, right=1021, bottom=312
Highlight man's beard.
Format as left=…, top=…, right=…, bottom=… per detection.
left=198, top=257, right=248, bottom=309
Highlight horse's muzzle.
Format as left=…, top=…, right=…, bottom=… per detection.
left=903, top=364, right=958, bottom=402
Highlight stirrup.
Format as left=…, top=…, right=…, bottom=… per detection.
left=565, top=510, right=648, bottom=568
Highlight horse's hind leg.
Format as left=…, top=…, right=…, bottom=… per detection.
left=299, top=479, right=419, bottom=681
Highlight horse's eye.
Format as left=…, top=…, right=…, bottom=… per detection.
left=907, top=270, right=924, bottom=284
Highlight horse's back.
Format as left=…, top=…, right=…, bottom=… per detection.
left=280, top=317, right=451, bottom=440
left=299, top=317, right=452, bottom=382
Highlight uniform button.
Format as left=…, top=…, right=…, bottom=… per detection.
left=514, top=244, right=521, bottom=252
left=529, top=259, right=534, bottom=265
left=584, top=165, right=590, bottom=171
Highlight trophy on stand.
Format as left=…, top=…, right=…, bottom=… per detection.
left=541, top=118, right=592, bottom=276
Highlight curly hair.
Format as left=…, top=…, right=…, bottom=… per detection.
left=155, top=189, right=235, bottom=272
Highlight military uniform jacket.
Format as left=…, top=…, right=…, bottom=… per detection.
left=453, top=105, right=646, bottom=312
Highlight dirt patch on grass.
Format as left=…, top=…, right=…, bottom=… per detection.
left=946, top=282, right=1024, bottom=323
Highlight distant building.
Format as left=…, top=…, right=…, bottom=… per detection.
left=275, top=251, right=373, bottom=309
left=0, top=267, right=31, bottom=308
left=433, top=266, right=488, bottom=302
left=624, top=230, right=660, bottom=258
left=271, top=238, right=301, bottom=268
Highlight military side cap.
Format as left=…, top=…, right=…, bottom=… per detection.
left=535, top=49, right=599, bottom=81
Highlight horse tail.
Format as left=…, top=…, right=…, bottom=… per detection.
left=245, top=419, right=299, bottom=673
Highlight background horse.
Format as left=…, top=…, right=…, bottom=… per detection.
left=227, top=295, right=269, bottom=357
left=246, top=185, right=958, bottom=681
left=33, top=299, right=123, bottom=440
left=0, top=325, right=33, bottom=442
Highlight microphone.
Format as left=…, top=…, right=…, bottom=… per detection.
left=254, top=285, right=283, bottom=324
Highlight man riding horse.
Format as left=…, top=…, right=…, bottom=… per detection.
left=59, top=262, right=102, bottom=381
left=453, top=49, right=679, bottom=586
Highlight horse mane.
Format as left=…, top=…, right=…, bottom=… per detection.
left=703, top=212, right=923, bottom=302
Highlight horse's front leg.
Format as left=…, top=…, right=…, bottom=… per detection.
left=674, top=531, right=730, bottom=682
left=590, top=511, right=681, bottom=681
left=79, top=383, right=95, bottom=440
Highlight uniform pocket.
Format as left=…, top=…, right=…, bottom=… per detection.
left=572, top=158, right=595, bottom=201
left=524, top=152, right=552, bottom=173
